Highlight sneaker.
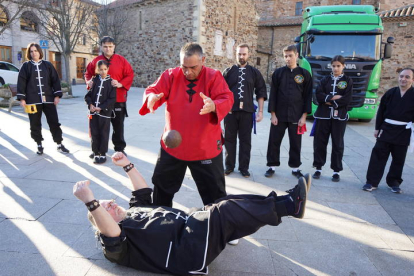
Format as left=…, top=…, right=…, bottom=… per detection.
left=240, top=170, right=250, bottom=178
left=286, top=174, right=312, bottom=194
left=228, top=239, right=239, bottom=245
left=390, top=187, right=402, bottom=194
left=265, top=168, right=275, bottom=178
left=292, top=170, right=304, bottom=179
left=89, top=152, right=94, bottom=159
left=332, top=174, right=340, bottom=182
left=93, top=155, right=100, bottom=164
left=57, top=144, right=70, bottom=154
left=224, top=168, right=234, bottom=176
left=312, top=171, right=321, bottom=179
left=288, top=177, right=307, bottom=219
left=100, top=156, right=107, bottom=164
left=36, top=146, right=44, bottom=155
left=362, top=184, right=377, bottom=192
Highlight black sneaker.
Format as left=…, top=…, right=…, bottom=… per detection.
left=57, top=144, right=70, bottom=154
left=100, top=156, right=107, bottom=164
left=240, top=170, right=250, bottom=178
left=265, top=168, right=275, bottom=178
left=89, top=152, right=94, bottom=159
left=362, top=184, right=377, bottom=192
left=390, top=186, right=402, bottom=194
left=332, top=174, right=340, bottom=182
left=292, top=170, right=304, bottom=179
left=36, top=146, right=44, bottom=155
left=286, top=173, right=311, bottom=194
left=224, top=168, right=234, bottom=176
left=93, top=155, right=100, bottom=164
left=312, top=171, right=321, bottom=179
left=288, top=177, right=307, bottom=219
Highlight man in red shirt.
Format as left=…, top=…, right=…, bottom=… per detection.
left=139, top=42, right=234, bottom=207
left=85, top=36, right=134, bottom=156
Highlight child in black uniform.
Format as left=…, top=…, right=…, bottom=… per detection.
left=312, top=55, right=353, bottom=182
left=85, top=60, right=116, bottom=164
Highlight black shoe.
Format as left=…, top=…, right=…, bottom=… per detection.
left=89, top=152, right=94, bottom=159
left=362, top=184, right=377, bottom=192
left=289, top=177, right=307, bottom=219
left=265, top=168, right=275, bottom=178
left=36, top=146, right=44, bottom=155
left=312, top=171, right=321, bottom=179
left=390, top=186, right=402, bottom=194
left=240, top=170, right=250, bottom=178
left=224, top=168, right=234, bottom=176
left=292, top=170, right=304, bottom=179
left=57, top=144, right=70, bottom=154
left=100, top=156, right=107, bottom=164
left=93, top=155, right=100, bottom=164
left=332, top=174, right=340, bottom=182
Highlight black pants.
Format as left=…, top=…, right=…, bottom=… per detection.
left=111, top=102, right=127, bottom=151
left=366, top=140, right=408, bottom=187
left=28, top=103, right=63, bottom=144
left=152, top=148, right=227, bottom=207
left=90, top=115, right=111, bottom=155
left=205, top=191, right=288, bottom=266
left=313, top=119, right=347, bottom=172
left=224, top=111, right=253, bottom=171
left=266, top=122, right=302, bottom=168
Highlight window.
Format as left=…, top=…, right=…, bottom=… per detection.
left=0, top=46, right=12, bottom=62
left=20, top=11, right=39, bottom=32
left=0, top=6, right=8, bottom=26
left=295, top=2, right=303, bottom=16
left=21, top=48, right=28, bottom=62
left=352, top=0, right=361, bottom=4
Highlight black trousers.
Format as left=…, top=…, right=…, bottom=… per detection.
left=111, top=102, right=127, bottom=151
left=366, top=140, right=408, bottom=187
left=90, top=115, right=111, bottom=155
left=28, top=103, right=63, bottom=144
left=266, top=122, right=302, bottom=168
left=313, top=119, right=347, bottom=172
left=205, top=191, right=288, bottom=266
left=152, top=148, right=227, bottom=207
left=224, top=111, right=253, bottom=171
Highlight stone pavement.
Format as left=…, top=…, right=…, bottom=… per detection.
left=1, top=85, right=414, bottom=276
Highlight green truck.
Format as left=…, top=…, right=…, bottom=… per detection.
left=295, top=5, right=394, bottom=122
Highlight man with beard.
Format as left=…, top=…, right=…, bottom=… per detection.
left=363, top=68, right=414, bottom=194
left=85, top=36, right=134, bottom=157
left=222, top=44, right=267, bottom=178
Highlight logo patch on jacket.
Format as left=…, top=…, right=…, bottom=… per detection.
left=294, top=74, right=304, bottom=84
left=337, top=81, right=347, bottom=89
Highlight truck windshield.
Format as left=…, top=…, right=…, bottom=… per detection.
left=306, top=34, right=381, bottom=61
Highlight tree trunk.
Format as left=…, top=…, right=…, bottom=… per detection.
left=63, top=53, right=72, bottom=96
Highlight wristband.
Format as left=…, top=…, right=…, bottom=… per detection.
left=123, top=163, right=134, bottom=173
left=85, top=199, right=100, bottom=212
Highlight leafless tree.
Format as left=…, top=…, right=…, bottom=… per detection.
left=35, top=0, right=99, bottom=95
left=0, top=0, right=32, bottom=35
left=91, top=0, right=133, bottom=48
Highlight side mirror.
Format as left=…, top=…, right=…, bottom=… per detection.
left=294, top=36, right=300, bottom=43
left=384, top=43, right=393, bottom=59
left=387, top=37, right=395, bottom=44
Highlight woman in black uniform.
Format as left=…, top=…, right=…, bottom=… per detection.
left=312, top=55, right=353, bottom=182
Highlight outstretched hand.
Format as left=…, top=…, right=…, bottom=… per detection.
left=147, top=93, right=164, bottom=113
left=112, top=152, right=130, bottom=167
left=73, top=180, right=95, bottom=203
left=199, top=92, right=216, bottom=115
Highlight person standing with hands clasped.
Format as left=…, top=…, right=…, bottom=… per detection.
left=85, top=60, right=116, bottom=164
left=312, top=55, right=353, bottom=182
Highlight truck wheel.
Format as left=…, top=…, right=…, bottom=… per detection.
left=358, top=119, right=372, bottom=123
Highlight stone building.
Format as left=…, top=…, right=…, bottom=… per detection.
left=0, top=0, right=99, bottom=83
left=108, top=0, right=259, bottom=87
left=255, top=0, right=413, bottom=91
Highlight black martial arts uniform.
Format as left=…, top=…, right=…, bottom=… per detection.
left=313, top=74, right=353, bottom=172
left=223, top=64, right=267, bottom=171
left=366, top=86, right=414, bottom=188
left=85, top=75, right=116, bottom=155
left=16, top=60, right=63, bottom=144
left=266, top=66, right=312, bottom=167
left=99, top=188, right=290, bottom=276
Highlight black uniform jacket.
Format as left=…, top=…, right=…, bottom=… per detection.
left=223, top=64, right=267, bottom=113
left=268, top=66, right=312, bottom=122
left=99, top=188, right=211, bottom=275
left=17, top=60, right=62, bottom=104
left=313, top=74, right=353, bottom=121
left=376, top=86, right=414, bottom=146
left=84, top=75, right=116, bottom=118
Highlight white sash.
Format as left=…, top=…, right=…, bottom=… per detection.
left=384, top=119, right=414, bottom=153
